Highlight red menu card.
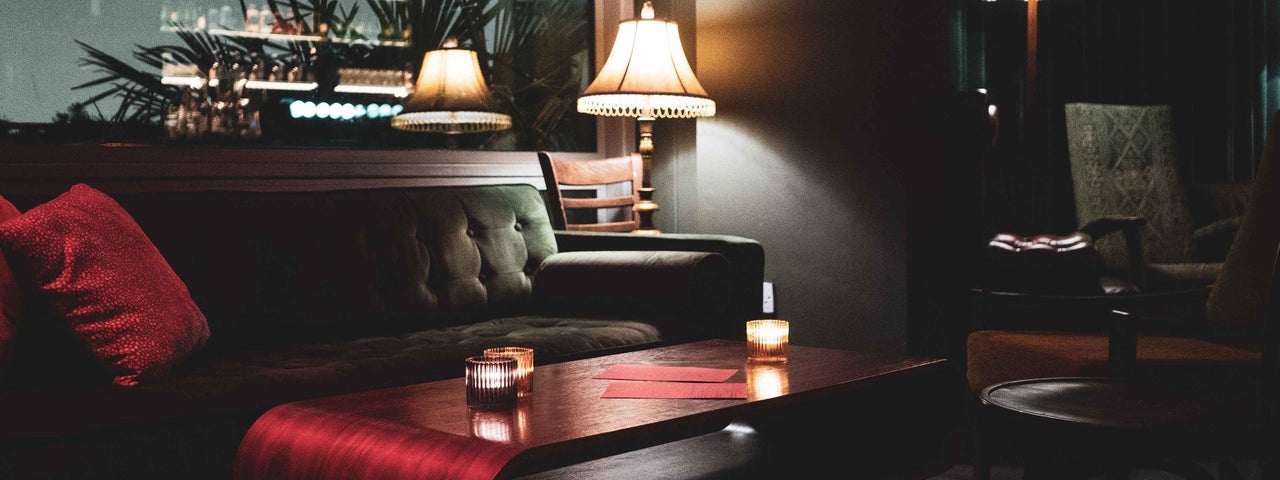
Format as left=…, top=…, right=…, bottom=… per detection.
left=592, top=364, right=738, bottom=383
left=601, top=381, right=747, bottom=399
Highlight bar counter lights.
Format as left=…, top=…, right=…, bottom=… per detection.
left=746, top=319, right=789, bottom=362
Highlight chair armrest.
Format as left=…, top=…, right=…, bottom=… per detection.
left=1106, top=304, right=1262, bottom=376
left=554, top=231, right=766, bottom=338
left=1078, top=215, right=1146, bottom=238
left=1079, top=215, right=1149, bottom=290
left=532, top=250, right=734, bottom=333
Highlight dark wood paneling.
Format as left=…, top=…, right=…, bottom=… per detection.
left=0, top=146, right=614, bottom=195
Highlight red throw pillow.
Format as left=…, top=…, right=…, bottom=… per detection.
left=0, top=195, right=22, bottom=377
left=0, top=184, right=210, bottom=386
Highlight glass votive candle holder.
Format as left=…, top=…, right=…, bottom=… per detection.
left=465, top=356, right=518, bottom=410
left=746, top=319, right=789, bottom=362
left=483, top=346, right=534, bottom=397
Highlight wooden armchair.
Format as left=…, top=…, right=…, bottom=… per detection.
left=964, top=108, right=1280, bottom=479
left=1064, top=103, right=1248, bottom=292
left=537, top=151, right=643, bottom=233
left=965, top=106, right=1280, bottom=395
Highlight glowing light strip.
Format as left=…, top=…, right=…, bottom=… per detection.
left=207, top=28, right=325, bottom=42
left=243, top=80, right=319, bottom=92
left=161, top=76, right=205, bottom=88
left=333, top=84, right=410, bottom=97
left=288, top=101, right=403, bottom=120
left=331, top=38, right=411, bottom=47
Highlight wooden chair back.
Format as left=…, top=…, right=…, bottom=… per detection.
left=537, top=151, right=642, bottom=232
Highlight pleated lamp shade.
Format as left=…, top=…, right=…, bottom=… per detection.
left=577, top=2, right=715, bottom=119
left=392, top=43, right=512, bottom=134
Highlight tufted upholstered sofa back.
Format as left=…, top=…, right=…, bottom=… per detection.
left=9, top=184, right=560, bottom=350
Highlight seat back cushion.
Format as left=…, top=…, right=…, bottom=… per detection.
left=1064, top=103, right=1196, bottom=269
left=87, top=184, right=558, bottom=350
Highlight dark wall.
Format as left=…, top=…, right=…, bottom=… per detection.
left=683, top=0, right=957, bottom=355
left=974, top=0, right=1266, bottom=237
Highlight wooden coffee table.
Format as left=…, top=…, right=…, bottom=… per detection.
left=233, top=339, right=950, bottom=480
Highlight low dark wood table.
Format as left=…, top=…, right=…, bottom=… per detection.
left=232, top=339, right=950, bottom=480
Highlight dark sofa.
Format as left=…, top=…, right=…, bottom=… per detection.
left=0, top=183, right=764, bottom=480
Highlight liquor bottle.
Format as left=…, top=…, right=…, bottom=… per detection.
left=245, top=4, right=258, bottom=32
left=258, top=7, right=270, bottom=33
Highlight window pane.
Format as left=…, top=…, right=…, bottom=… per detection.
left=0, top=0, right=596, bottom=152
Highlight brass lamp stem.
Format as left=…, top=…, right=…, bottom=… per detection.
left=633, top=116, right=660, bottom=234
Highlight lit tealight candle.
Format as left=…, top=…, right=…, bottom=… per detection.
left=465, top=356, right=518, bottom=409
left=483, top=346, right=534, bottom=397
left=746, top=319, right=789, bottom=362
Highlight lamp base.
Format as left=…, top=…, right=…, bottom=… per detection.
left=632, top=187, right=660, bottom=234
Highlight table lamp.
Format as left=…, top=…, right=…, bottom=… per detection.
left=577, top=1, right=715, bottom=234
left=392, top=38, right=511, bottom=142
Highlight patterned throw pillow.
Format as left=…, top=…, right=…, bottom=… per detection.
left=0, top=184, right=210, bottom=386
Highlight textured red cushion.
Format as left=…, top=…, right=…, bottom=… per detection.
left=0, top=195, right=22, bottom=377
left=0, top=184, right=210, bottom=386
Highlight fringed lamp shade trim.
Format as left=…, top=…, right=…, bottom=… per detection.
left=577, top=93, right=715, bottom=118
left=390, top=111, right=512, bottom=134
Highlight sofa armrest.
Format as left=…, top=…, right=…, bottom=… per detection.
left=553, top=231, right=766, bottom=339
left=532, top=251, right=733, bottom=331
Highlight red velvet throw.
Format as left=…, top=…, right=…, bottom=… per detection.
left=0, top=196, right=22, bottom=377
left=235, top=404, right=519, bottom=480
left=0, top=184, right=209, bottom=386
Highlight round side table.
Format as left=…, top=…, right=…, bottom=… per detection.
left=974, top=377, right=1261, bottom=480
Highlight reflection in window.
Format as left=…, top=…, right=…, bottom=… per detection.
left=0, top=0, right=595, bottom=152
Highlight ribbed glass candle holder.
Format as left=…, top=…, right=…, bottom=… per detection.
left=746, top=319, right=789, bottom=362
left=483, top=347, right=534, bottom=397
left=465, top=356, right=518, bottom=410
